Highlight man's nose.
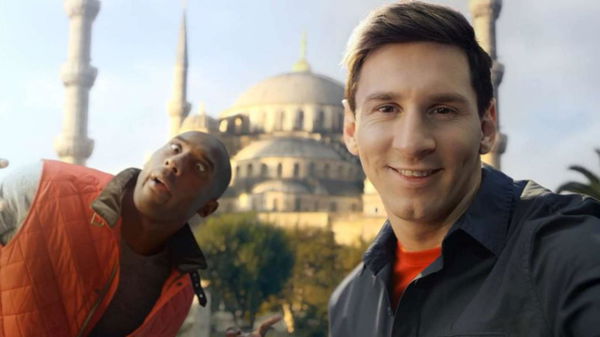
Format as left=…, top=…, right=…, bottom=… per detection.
left=391, top=110, right=435, bottom=160
left=164, top=156, right=183, bottom=175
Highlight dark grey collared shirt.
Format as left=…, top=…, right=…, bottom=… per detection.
left=329, top=166, right=600, bottom=337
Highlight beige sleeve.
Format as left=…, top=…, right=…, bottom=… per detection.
left=0, top=161, right=43, bottom=245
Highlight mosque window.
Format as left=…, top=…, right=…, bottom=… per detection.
left=261, top=163, right=268, bottom=177
left=273, top=199, right=279, bottom=211
left=236, top=165, right=241, bottom=179
left=316, top=110, right=324, bottom=131
left=324, top=163, right=330, bottom=178
left=247, top=163, right=253, bottom=177
left=277, top=163, right=283, bottom=178
left=293, top=163, right=300, bottom=178
left=219, top=120, right=228, bottom=133
left=295, top=110, right=304, bottom=130
left=234, top=117, right=243, bottom=133
left=276, top=110, right=284, bottom=130
left=294, top=198, right=301, bottom=211
left=309, top=162, right=315, bottom=175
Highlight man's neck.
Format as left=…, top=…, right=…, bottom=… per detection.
left=120, top=188, right=179, bottom=255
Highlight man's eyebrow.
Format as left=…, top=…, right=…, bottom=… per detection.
left=429, top=93, right=469, bottom=105
left=174, top=136, right=216, bottom=171
left=363, top=92, right=401, bottom=103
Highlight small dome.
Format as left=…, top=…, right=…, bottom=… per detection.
left=229, top=72, right=344, bottom=109
left=252, top=180, right=309, bottom=194
left=234, top=137, right=341, bottom=161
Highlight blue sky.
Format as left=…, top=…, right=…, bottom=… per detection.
left=1, top=0, right=599, bottom=191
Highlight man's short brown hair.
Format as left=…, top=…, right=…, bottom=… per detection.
left=343, top=1, right=493, bottom=116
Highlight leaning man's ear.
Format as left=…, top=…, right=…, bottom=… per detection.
left=342, top=99, right=359, bottom=156
left=197, top=200, right=219, bottom=217
left=479, top=99, right=497, bottom=155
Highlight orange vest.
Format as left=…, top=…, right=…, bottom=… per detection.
left=0, top=160, right=194, bottom=337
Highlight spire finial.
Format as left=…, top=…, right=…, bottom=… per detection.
left=292, top=32, right=311, bottom=72
left=300, top=32, right=307, bottom=60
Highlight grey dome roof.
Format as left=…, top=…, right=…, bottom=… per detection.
left=231, top=72, right=344, bottom=108
left=233, top=137, right=342, bottom=161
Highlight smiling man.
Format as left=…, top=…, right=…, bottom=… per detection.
left=329, top=2, right=600, bottom=337
left=0, top=131, right=277, bottom=337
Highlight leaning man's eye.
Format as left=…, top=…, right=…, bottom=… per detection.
left=196, top=162, right=206, bottom=173
left=170, top=143, right=182, bottom=153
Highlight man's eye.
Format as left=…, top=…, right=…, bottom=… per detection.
left=431, top=106, right=455, bottom=115
left=376, top=105, right=398, bottom=113
left=196, top=162, right=206, bottom=173
left=170, top=143, right=181, bottom=153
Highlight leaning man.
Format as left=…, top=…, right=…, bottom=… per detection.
left=0, top=131, right=247, bottom=336
left=329, top=2, right=600, bottom=337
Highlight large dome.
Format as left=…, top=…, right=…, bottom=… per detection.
left=231, top=71, right=344, bottom=108
left=234, top=137, right=341, bottom=161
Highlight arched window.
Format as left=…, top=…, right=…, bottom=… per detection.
left=234, top=117, right=243, bottom=133
left=276, top=110, right=284, bottom=130
left=309, top=162, right=315, bottom=176
left=295, top=110, right=304, bottom=130
left=261, top=163, right=268, bottom=177
left=315, top=110, right=324, bottom=131
left=294, top=198, right=301, bottom=211
left=247, top=163, right=253, bottom=177
left=277, top=163, right=283, bottom=178
left=324, top=163, right=330, bottom=178
left=219, top=120, right=228, bottom=133
left=293, top=163, right=300, bottom=178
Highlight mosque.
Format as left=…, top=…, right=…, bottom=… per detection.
left=55, top=0, right=506, bottom=245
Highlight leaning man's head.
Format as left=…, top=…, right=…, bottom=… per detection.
left=133, top=131, right=232, bottom=224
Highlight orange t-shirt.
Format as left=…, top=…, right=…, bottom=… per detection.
left=392, top=243, right=441, bottom=308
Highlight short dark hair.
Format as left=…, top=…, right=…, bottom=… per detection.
left=343, top=1, right=493, bottom=115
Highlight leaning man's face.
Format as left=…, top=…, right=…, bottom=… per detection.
left=345, top=42, right=489, bottom=227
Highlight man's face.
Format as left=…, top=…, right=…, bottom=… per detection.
left=344, top=42, right=495, bottom=228
left=133, top=131, right=225, bottom=225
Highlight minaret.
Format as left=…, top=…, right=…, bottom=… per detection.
left=55, top=0, right=100, bottom=165
left=167, top=11, right=192, bottom=138
left=292, top=33, right=311, bottom=73
left=470, top=0, right=507, bottom=169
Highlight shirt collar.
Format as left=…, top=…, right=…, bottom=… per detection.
left=90, top=168, right=207, bottom=271
left=363, top=220, right=396, bottom=276
left=446, top=165, right=516, bottom=256
left=363, top=165, right=516, bottom=273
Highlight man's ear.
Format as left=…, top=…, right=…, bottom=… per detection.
left=197, top=200, right=219, bottom=217
left=342, top=99, right=359, bottom=156
left=479, top=99, right=497, bottom=155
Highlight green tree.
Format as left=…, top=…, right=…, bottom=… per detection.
left=195, top=213, right=294, bottom=328
left=557, top=148, right=600, bottom=200
left=280, top=227, right=369, bottom=337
